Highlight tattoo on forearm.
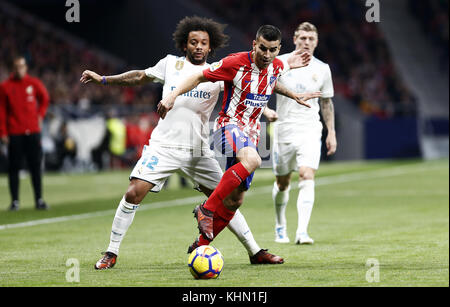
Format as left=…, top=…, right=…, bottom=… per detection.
left=109, top=70, right=145, bottom=86
left=320, top=98, right=335, bottom=131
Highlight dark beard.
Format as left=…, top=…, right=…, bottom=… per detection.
left=186, top=52, right=207, bottom=65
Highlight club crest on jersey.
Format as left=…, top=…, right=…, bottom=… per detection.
left=26, top=85, right=34, bottom=95
left=269, top=76, right=277, bottom=86
left=296, top=83, right=306, bottom=93
left=312, top=74, right=318, bottom=82
left=175, top=60, right=184, bottom=71
left=210, top=60, right=223, bottom=72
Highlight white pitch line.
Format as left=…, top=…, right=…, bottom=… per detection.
left=0, top=163, right=443, bottom=231
left=0, top=195, right=206, bottom=231
left=245, top=163, right=443, bottom=194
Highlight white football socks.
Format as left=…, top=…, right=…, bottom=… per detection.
left=107, top=196, right=139, bottom=256
left=297, top=180, right=315, bottom=235
left=227, top=209, right=261, bottom=256
left=106, top=198, right=261, bottom=257
left=272, top=181, right=290, bottom=228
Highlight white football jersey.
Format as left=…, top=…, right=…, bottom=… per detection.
left=274, top=53, right=334, bottom=143
left=145, top=55, right=222, bottom=150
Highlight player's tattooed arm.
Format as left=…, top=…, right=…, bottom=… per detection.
left=274, top=82, right=321, bottom=108
left=320, top=97, right=335, bottom=131
left=80, top=70, right=154, bottom=86
left=320, top=97, right=337, bottom=156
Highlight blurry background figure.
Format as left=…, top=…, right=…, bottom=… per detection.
left=0, top=56, right=49, bottom=211
left=45, top=121, right=77, bottom=171
left=106, top=109, right=127, bottom=169
left=0, top=139, right=7, bottom=173
left=91, top=119, right=110, bottom=171
left=125, top=114, right=153, bottom=164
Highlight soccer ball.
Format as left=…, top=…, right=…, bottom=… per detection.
left=188, top=245, right=224, bottom=279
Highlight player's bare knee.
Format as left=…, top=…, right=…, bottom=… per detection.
left=124, top=186, right=144, bottom=204
left=254, top=155, right=262, bottom=169
left=238, top=148, right=261, bottom=172
left=244, top=154, right=261, bottom=171
left=125, top=179, right=152, bottom=204
left=277, top=182, right=289, bottom=191
left=276, top=176, right=291, bottom=191
left=124, top=190, right=138, bottom=204
left=299, top=169, right=315, bottom=181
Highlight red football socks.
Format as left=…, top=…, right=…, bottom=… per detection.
left=203, top=162, right=250, bottom=212
left=196, top=163, right=250, bottom=245
left=198, top=234, right=210, bottom=246
left=197, top=206, right=236, bottom=246
left=212, top=200, right=236, bottom=238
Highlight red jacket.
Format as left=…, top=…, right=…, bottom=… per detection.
left=0, top=74, right=49, bottom=137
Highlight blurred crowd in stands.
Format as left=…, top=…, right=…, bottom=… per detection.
left=1, top=0, right=447, bottom=171
left=0, top=10, right=162, bottom=108
left=0, top=5, right=161, bottom=171
left=195, top=0, right=419, bottom=118
left=408, top=0, right=449, bottom=73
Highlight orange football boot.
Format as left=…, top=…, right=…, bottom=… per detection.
left=193, top=202, right=214, bottom=241
left=94, top=252, right=117, bottom=270
left=249, top=249, right=284, bottom=264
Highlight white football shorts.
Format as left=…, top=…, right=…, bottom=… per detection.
left=272, top=130, right=322, bottom=176
left=129, top=144, right=222, bottom=192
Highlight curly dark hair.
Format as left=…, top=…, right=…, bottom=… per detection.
left=173, top=16, right=229, bottom=58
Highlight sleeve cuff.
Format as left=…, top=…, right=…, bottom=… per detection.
left=144, top=68, right=164, bottom=84
left=202, top=69, right=212, bottom=82
left=321, top=93, right=334, bottom=99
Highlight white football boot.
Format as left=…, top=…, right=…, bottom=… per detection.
left=275, top=226, right=290, bottom=243
left=295, top=233, right=314, bottom=245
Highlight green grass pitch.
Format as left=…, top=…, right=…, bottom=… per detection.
left=0, top=159, right=448, bottom=287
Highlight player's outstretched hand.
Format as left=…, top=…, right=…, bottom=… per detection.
left=80, top=70, right=102, bottom=84
left=287, top=49, right=311, bottom=69
left=157, top=95, right=176, bottom=119
left=293, top=91, right=321, bottom=108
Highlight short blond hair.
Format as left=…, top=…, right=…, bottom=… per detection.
left=294, top=22, right=318, bottom=38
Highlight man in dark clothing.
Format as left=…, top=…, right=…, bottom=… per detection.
left=0, top=56, right=50, bottom=211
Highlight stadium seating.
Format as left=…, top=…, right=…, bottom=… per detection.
left=0, top=4, right=161, bottom=170
left=0, top=5, right=161, bottom=110
left=408, top=0, right=449, bottom=72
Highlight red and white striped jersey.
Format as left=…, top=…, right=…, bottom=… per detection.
left=203, top=51, right=289, bottom=144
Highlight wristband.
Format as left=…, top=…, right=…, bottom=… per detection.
left=101, top=76, right=107, bottom=85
